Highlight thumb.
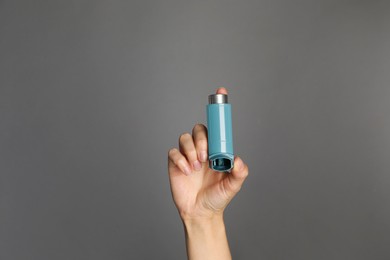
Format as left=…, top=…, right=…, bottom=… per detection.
left=226, top=156, right=249, bottom=193
left=216, top=87, right=228, bottom=95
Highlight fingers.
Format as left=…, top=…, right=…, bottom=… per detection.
left=192, top=124, right=208, bottom=163
left=168, top=86, right=229, bottom=176
left=226, top=156, right=249, bottom=193
left=216, top=87, right=228, bottom=95
left=179, top=133, right=202, bottom=172
left=168, top=148, right=192, bottom=175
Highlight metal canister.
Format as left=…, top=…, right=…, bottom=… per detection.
left=207, top=94, right=234, bottom=172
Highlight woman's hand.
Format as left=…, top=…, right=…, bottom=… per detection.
left=168, top=87, right=249, bottom=259
left=168, top=88, right=249, bottom=259
left=167, top=87, right=249, bottom=222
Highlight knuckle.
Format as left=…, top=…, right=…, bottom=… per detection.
left=188, top=150, right=198, bottom=160
left=177, top=158, right=188, bottom=166
left=226, top=178, right=241, bottom=194
left=196, top=138, right=208, bottom=148
left=181, top=144, right=197, bottom=159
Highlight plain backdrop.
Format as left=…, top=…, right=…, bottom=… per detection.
left=1, top=0, right=390, bottom=259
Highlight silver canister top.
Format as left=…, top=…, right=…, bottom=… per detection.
left=208, top=94, right=228, bottom=104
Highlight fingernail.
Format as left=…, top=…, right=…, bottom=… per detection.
left=200, top=151, right=208, bottom=162
left=193, top=160, right=202, bottom=171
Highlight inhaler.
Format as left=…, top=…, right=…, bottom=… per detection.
left=207, top=93, right=234, bottom=172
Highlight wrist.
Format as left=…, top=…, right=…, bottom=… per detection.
left=183, top=214, right=227, bottom=246
left=182, top=213, right=224, bottom=229
left=182, top=213, right=231, bottom=260
left=179, top=204, right=225, bottom=224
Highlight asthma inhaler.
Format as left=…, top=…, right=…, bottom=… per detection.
left=207, top=93, right=234, bottom=172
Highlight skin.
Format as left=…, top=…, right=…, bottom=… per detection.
left=167, top=87, right=249, bottom=260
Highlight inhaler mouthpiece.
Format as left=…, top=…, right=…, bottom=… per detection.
left=207, top=94, right=234, bottom=172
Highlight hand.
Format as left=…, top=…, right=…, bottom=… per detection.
left=167, top=87, right=249, bottom=222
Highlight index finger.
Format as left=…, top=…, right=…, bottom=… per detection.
left=192, top=124, right=208, bottom=163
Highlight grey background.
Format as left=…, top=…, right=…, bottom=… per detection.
left=1, top=0, right=390, bottom=259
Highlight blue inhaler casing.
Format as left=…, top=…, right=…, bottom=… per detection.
left=207, top=94, right=234, bottom=172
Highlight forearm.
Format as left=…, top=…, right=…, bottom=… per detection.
left=183, top=215, right=232, bottom=260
